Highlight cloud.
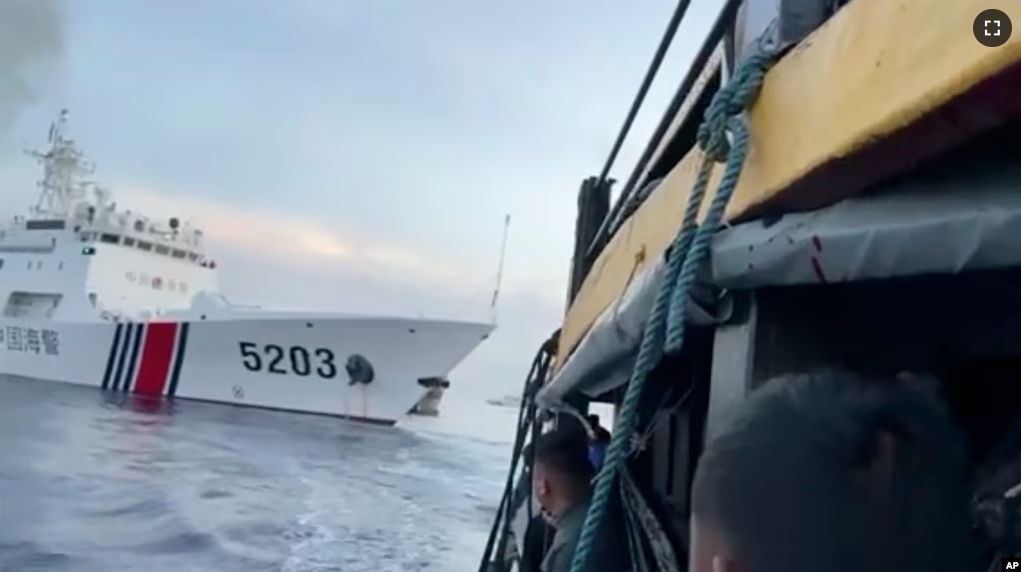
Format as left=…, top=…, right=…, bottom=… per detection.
left=0, top=0, right=67, bottom=132
left=115, top=184, right=482, bottom=294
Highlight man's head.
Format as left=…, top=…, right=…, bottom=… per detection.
left=586, top=414, right=611, bottom=443
left=689, top=369, right=977, bottom=572
left=531, top=429, right=594, bottom=519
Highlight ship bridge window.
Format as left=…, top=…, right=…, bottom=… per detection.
left=154, top=244, right=170, bottom=255
left=123, top=237, right=136, bottom=247
left=137, top=241, right=153, bottom=251
left=25, top=219, right=66, bottom=231
left=171, top=249, right=186, bottom=259
left=99, top=233, right=120, bottom=244
left=187, top=252, right=199, bottom=262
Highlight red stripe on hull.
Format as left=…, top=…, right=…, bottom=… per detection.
left=133, top=323, right=179, bottom=396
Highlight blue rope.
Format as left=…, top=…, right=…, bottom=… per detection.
left=568, top=44, right=777, bottom=572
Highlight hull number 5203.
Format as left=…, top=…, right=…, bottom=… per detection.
left=238, top=341, right=337, bottom=379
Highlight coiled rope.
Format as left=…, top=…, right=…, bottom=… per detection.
left=568, top=42, right=778, bottom=572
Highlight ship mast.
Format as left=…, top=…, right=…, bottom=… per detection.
left=25, top=109, right=93, bottom=219
left=489, top=213, right=511, bottom=325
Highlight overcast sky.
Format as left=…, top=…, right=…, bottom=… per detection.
left=0, top=0, right=723, bottom=405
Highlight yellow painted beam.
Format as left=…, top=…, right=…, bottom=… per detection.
left=556, top=0, right=1020, bottom=369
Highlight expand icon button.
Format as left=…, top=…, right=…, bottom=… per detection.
left=974, top=9, right=1012, bottom=47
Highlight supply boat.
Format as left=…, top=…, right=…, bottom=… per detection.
left=0, top=110, right=494, bottom=425
left=478, top=0, right=1021, bottom=569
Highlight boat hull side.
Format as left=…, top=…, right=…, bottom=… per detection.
left=0, top=317, right=492, bottom=424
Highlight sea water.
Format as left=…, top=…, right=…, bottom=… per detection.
left=0, top=376, right=516, bottom=572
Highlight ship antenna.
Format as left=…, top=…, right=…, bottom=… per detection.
left=489, top=213, right=511, bottom=325
left=25, top=109, right=92, bottom=218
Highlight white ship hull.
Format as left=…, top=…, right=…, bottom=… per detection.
left=0, top=315, right=492, bottom=425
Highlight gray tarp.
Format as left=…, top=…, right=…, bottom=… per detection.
left=538, top=133, right=1021, bottom=409
left=711, top=166, right=1021, bottom=288
left=535, top=254, right=720, bottom=410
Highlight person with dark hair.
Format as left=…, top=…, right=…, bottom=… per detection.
left=586, top=414, right=610, bottom=439
left=531, top=429, right=625, bottom=572
left=688, top=369, right=980, bottom=572
left=518, top=430, right=583, bottom=572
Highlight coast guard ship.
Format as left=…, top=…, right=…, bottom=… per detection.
left=0, top=110, right=494, bottom=425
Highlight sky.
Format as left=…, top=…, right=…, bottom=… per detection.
left=0, top=0, right=724, bottom=403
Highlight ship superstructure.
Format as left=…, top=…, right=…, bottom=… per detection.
left=1, top=110, right=216, bottom=322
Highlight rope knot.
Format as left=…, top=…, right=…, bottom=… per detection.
left=567, top=41, right=778, bottom=572
left=696, top=48, right=776, bottom=163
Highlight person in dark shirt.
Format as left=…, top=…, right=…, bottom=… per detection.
left=688, top=369, right=980, bottom=572
left=531, top=429, right=626, bottom=572
left=519, top=509, right=553, bottom=572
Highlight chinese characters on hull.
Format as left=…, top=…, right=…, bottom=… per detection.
left=1, top=326, right=60, bottom=356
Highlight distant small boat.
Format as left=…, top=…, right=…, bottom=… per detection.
left=486, top=395, right=521, bottom=409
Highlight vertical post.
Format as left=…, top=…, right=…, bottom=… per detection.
left=490, top=214, right=511, bottom=324
left=559, top=176, right=612, bottom=432
left=567, top=177, right=611, bottom=305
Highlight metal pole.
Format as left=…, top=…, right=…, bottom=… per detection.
left=489, top=213, right=511, bottom=324
left=586, top=0, right=746, bottom=260
left=596, top=0, right=695, bottom=186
